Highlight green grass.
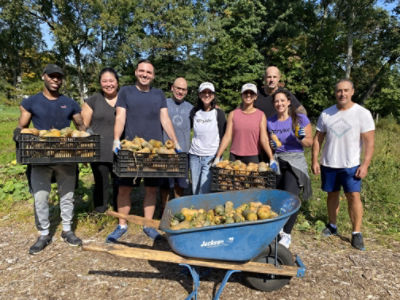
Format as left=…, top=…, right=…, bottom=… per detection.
left=0, top=105, right=19, bottom=164
left=0, top=105, right=399, bottom=243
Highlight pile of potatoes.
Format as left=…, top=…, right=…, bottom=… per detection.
left=169, top=200, right=278, bottom=230
left=21, top=127, right=90, bottom=138
left=121, top=137, right=176, bottom=154
left=215, top=160, right=271, bottom=173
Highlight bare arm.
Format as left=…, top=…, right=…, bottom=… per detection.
left=311, top=130, right=325, bottom=175
left=300, top=123, right=313, bottom=147
left=114, top=107, right=126, bottom=140
left=296, top=105, right=307, bottom=116
left=81, top=102, right=93, bottom=129
left=160, top=107, right=178, bottom=145
left=215, top=111, right=234, bottom=159
left=18, top=105, right=32, bottom=128
left=260, top=114, right=274, bottom=161
left=356, top=130, right=375, bottom=179
left=72, top=113, right=86, bottom=131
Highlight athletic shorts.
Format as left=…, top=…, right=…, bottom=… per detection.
left=115, top=177, right=161, bottom=187
left=321, top=165, right=361, bottom=193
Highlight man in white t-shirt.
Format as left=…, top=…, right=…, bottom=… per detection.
left=312, top=79, right=375, bottom=250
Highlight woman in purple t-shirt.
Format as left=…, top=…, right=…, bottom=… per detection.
left=267, top=89, right=313, bottom=249
left=215, top=83, right=275, bottom=166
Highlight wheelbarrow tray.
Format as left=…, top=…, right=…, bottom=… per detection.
left=159, top=189, right=300, bottom=262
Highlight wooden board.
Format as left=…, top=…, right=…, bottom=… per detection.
left=106, top=210, right=161, bottom=229
left=83, top=242, right=298, bottom=276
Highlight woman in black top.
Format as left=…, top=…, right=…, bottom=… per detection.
left=82, top=68, right=119, bottom=212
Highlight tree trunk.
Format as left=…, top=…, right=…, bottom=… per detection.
left=345, top=10, right=354, bottom=79
left=359, top=55, right=398, bottom=105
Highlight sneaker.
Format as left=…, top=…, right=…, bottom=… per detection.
left=106, top=225, right=127, bottom=243
left=143, top=226, right=161, bottom=240
left=29, top=235, right=52, bottom=255
left=351, top=233, right=366, bottom=251
left=61, top=231, right=82, bottom=246
left=322, top=224, right=338, bottom=236
left=279, top=232, right=291, bottom=249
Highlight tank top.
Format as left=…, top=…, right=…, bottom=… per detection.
left=230, top=108, right=263, bottom=156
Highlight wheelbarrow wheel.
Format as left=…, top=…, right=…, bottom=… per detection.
left=244, top=243, right=294, bottom=292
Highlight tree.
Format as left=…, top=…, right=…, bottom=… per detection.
left=0, top=0, right=44, bottom=103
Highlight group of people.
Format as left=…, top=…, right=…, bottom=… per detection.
left=15, top=61, right=374, bottom=255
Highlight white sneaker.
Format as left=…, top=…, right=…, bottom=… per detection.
left=279, top=232, right=291, bottom=249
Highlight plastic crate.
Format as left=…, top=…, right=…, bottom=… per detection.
left=210, top=166, right=276, bottom=191
left=113, top=150, right=188, bottom=178
left=16, top=134, right=100, bottom=164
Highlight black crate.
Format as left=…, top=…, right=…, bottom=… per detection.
left=210, top=166, right=276, bottom=191
left=16, top=134, right=100, bottom=164
left=113, top=150, right=188, bottom=178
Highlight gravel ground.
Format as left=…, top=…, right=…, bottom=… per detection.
left=1, top=215, right=400, bottom=300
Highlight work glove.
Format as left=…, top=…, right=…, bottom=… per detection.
left=113, top=139, right=121, bottom=154
left=13, top=127, right=21, bottom=143
left=269, top=139, right=277, bottom=150
left=175, top=142, right=182, bottom=153
left=296, top=126, right=306, bottom=140
left=270, top=160, right=278, bottom=173
left=86, top=128, right=94, bottom=135
left=211, top=156, right=220, bottom=166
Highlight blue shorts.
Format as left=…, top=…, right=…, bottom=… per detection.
left=321, top=165, right=361, bottom=193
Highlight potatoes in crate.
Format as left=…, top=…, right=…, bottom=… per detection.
left=120, top=136, right=176, bottom=154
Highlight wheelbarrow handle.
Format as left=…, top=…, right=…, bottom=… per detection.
left=106, top=210, right=161, bottom=229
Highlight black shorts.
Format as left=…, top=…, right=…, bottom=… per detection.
left=115, top=177, right=161, bottom=187
left=229, top=153, right=259, bottom=164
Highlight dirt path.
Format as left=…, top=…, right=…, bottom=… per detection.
left=1, top=216, right=399, bottom=300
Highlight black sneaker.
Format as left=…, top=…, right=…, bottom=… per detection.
left=29, top=235, right=52, bottom=255
left=61, top=231, right=82, bottom=246
left=322, top=224, right=338, bottom=236
left=351, top=233, right=365, bottom=251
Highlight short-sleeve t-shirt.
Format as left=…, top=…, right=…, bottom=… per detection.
left=255, top=88, right=302, bottom=118
left=162, top=98, right=193, bottom=152
left=21, top=92, right=81, bottom=130
left=116, top=85, right=167, bottom=141
left=316, top=103, right=375, bottom=168
left=85, top=93, right=116, bottom=162
left=189, top=109, right=220, bottom=156
left=267, top=114, right=310, bottom=153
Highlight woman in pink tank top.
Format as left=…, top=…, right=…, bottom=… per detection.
left=215, top=83, right=275, bottom=165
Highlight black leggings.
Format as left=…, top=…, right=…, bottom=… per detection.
left=229, top=153, right=259, bottom=164
left=276, top=159, right=300, bottom=234
left=90, top=162, right=117, bottom=211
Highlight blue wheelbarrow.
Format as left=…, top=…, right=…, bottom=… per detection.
left=84, top=189, right=306, bottom=299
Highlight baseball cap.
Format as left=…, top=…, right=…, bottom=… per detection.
left=198, top=82, right=215, bottom=93
left=241, top=83, right=257, bottom=94
left=43, top=64, right=64, bottom=76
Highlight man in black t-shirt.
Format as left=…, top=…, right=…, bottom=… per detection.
left=255, top=66, right=307, bottom=118
left=254, top=66, right=307, bottom=162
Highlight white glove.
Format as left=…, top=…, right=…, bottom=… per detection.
left=113, top=140, right=121, bottom=154
left=212, top=156, right=220, bottom=166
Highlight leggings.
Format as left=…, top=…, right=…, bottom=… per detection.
left=90, top=162, right=117, bottom=211
left=276, top=159, right=300, bottom=234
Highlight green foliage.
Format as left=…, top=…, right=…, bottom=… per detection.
left=0, top=163, right=30, bottom=212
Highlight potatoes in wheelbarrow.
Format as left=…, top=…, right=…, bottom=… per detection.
left=170, top=200, right=278, bottom=230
